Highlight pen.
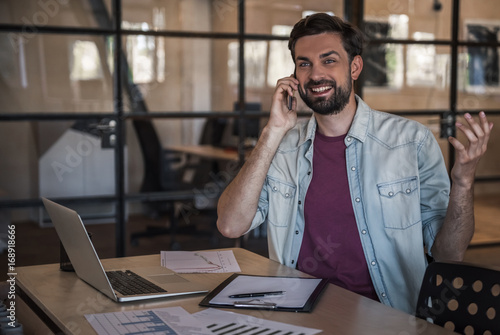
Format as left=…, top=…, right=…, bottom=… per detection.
left=229, top=291, right=285, bottom=298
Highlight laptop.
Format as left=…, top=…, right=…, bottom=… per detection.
left=42, top=197, right=210, bottom=302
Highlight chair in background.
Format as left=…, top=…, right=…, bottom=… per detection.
left=415, top=261, right=500, bottom=334
left=130, top=119, right=222, bottom=249
left=130, top=119, right=193, bottom=248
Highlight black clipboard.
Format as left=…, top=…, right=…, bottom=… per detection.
left=199, top=273, right=328, bottom=312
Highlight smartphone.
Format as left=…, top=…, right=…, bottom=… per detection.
left=287, top=71, right=296, bottom=110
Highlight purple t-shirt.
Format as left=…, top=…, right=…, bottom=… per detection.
left=297, top=131, right=379, bottom=301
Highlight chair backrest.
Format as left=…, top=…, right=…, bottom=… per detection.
left=415, top=261, right=500, bottom=334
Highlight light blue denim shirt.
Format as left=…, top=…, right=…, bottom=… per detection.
left=248, top=96, right=450, bottom=314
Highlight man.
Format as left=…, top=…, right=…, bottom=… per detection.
left=217, top=13, right=493, bottom=314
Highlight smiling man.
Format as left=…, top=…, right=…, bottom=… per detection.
left=216, top=13, right=492, bottom=314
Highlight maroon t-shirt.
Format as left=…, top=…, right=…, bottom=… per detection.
left=297, top=131, right=379, bottom=301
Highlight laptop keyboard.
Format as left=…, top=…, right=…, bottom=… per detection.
left=106, top=270, right=167, bottom=296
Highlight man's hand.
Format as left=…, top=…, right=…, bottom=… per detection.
left=433, top=112, right=493, bottom=261
left=267, top=75, right=300, bottom=135
left=448, top=112, right=493, bottom=188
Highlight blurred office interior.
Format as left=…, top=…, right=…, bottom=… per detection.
left=0, top=0, right=499, bottom=273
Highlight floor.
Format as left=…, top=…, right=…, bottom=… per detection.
left=1, top=196, right=499, bottom=283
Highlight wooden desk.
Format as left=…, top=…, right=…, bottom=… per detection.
left=165, top=145, right=241, bottom=161
left=16, top=248, right=455, bottom=334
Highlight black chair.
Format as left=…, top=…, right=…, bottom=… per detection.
left=130, top=119, right=221, bottom=249
left=415, top=261, right=500, bottom=335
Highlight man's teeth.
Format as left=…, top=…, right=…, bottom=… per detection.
left=311, top=86, right=332, bottom=92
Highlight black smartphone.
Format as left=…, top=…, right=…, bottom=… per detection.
left=287, top=71, right=296, bottom=110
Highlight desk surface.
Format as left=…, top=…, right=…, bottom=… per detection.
left=165, top=144, right=242, bottom=161
left=16, top=248, right=454, bottom=334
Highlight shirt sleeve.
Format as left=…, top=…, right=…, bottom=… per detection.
left=418, top=128, right=450, bottom=256
left=244, top=179, right=269, bottom=234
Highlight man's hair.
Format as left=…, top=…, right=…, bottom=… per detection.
left=288, top=13, right=364, bottom=64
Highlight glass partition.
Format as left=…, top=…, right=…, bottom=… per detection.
left=0, top=0, right=113, bottom=28
left=122, top=0, right=237, bottom=33
left=122, top=38, right=237, bottom=113
left=363, top=45, right=451, bottom=111
left=0, top=33, right=114, bottom=114
left=364, top=0, right=452, bottom=41
left=246, top=0, right=344, bottom=35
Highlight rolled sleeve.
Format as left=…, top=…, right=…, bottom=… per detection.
left=418, top=129, right=450, bottom=255
left=245, top=185, right=269, bottom=234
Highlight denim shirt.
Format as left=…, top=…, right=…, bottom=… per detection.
left=248, top=96, right=450, bottom=314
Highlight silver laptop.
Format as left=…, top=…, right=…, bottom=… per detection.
left=42, top=197, right=209, bottom=302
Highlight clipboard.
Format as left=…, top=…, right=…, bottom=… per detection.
left=199, top=273, right=328, bottom=312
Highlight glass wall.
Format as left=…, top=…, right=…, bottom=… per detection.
left=0, top=0, right=498, bottom=256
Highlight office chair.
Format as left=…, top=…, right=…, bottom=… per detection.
left=130, top=119, right=221, bottom=249
left=415, top=261, right=500, bottom=335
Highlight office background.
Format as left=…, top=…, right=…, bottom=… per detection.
left=0, top=0, right=499, bottom=269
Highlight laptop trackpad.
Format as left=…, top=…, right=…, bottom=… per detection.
left=147, top=273, right=188, bottom=284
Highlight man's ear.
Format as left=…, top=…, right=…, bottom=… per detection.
left=350, top=55, right=363, bottom=80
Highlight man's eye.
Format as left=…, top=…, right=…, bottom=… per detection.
left=299, top=62, right=310, bottom=67
left=325, top=59, right=336, bottom=64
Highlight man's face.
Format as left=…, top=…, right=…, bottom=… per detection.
left=294, top=33, right=353, bottom=115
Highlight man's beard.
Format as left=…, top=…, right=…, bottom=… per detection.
left=298, top=75, right=352, bottom=116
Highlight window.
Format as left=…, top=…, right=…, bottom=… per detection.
left=123, top=21, right=165, bottom=84
left=363, top=15, right=407, bottom=89
left=70, top=40, right=103, bottom=81
left=464, top=21, right=500, bottom=94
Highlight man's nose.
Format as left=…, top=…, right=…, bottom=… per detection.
left=309, top=65, right=325, bottom=81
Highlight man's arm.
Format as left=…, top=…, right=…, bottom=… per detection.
left=431, top=112, right=493, bottom=261
left=217, top=76, right=299, bottom=238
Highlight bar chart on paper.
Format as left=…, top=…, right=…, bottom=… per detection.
left=206, top=322, right=310, bottom=335
left=87, top=307, right=322, bottom=335
left=193, top=309, right=322, bottom=335
left=87, top=311, right=176, bottom=335
left=86, top=307, right=209, bottom=335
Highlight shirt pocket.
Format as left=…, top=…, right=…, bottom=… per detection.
left=377, top=177, right=420, bottom=229
left=266, top=176, right=296, bottom=227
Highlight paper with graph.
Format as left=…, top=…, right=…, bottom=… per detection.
left=160, top=250, right=241, bottom=273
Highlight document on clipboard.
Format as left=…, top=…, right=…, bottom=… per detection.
left=199, top=274, right=328, bottom=312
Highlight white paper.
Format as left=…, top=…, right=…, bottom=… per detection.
left=209, top=275, right=322, bottom=308
left=161, top=250, right=241, bottom=273
left=85, top=306, right=211, bottom=335
left=193, top=308, right=322, bottom=335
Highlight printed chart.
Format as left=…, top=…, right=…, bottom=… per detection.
left=160, top=250, right=241, bottom=273
left=86, top=307, right=322, bottom=335
left=86, top=307, right=209, bottom=335
left=193, top=309, right=322, bottom=335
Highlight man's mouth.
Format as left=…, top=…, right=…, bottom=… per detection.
left=310, top=86, right=332, bottom=93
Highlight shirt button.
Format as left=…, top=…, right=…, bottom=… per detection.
left=361, top=229, right=367, bottom=234
left=285, top=193, right=290, bottom=198
left=388, top=191, right=394, bottom=197
left=381, top=292, right=386, bottom=298
left=273, top=186, right=278, bottom=191
left=371, top=261, right=376, bottom=266
left=355, top=197, right=360, bottom=202
left=351, top=166, right=356, bottom=171
left=346, top=137, right=352, bottom=142
left=406, top=188, right=411, bottom=194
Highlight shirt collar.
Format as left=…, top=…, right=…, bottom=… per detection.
left=347, top=95, right=370, bottom=143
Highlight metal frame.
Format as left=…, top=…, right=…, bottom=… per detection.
left=0, top=0, right=499, bottom=256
